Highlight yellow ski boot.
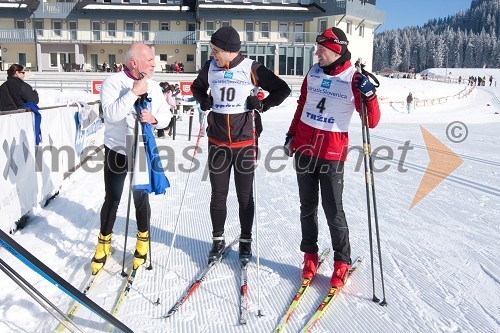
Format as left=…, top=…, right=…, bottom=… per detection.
left=90, top=233, right=112, bottom=275
left=133, top=231, right=149, bottom=270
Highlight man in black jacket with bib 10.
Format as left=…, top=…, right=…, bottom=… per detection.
left=191, top=26, right=290, bottom=265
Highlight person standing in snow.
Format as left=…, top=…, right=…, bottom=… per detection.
left=191, top=26, right=290, bottom=264
left=284, top=27, right=381, bottom=288
left=91, top=43, right=171, bottom=274
left=406, top=92, right=413, bottom=113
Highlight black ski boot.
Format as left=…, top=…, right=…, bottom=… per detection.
left=208, top=237, right=225, bottom=264
left=239, top=238, right=252, bottom=265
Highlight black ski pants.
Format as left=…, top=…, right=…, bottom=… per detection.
left=208, top=143, right=255, bottom=240
left=100, top=146, right=151, bottom=236
left=295, top=152, right=351, bottom=263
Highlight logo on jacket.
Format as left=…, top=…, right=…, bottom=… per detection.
left=321, top=79, right=332, bottom=89
left=224, top=71, right=234, bottom=79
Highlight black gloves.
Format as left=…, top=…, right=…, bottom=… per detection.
left=200, top=96, right=213, bottom=111
left=246, top=96, right=265, bottom=112
left=355, top=74, right=376, bottom=97
left=283, top=134, right=294, bottom=157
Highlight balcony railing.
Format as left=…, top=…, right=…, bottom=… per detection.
left=0, top=29, right=34, bottom=43
left=0, top=29, right=198, bottom=44
left=42, top=2, right=77, bottom=13
left=0, top=29, right=358, bottom=45
left=201, top=30, right=318, bottom=44
left=335, top=0, right=384, bottom=23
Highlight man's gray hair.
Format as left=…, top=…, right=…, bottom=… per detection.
left=125, top=43, right=149, bottom=65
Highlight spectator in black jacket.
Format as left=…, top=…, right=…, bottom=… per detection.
left=0, top=64, right=39, bottom=111
left=191, top=26, right=290, bottom=265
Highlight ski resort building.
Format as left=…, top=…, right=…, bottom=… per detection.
left=0, top=0, right=383, bottom=73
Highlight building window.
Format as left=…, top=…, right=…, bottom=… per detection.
left=160, top=0, right=167, bottom=3
left=50, top=53, right=58, bottom=67
left=359, top=24, right=365, bottom=37
left=16, top=20, right=26, bottom=29
left=279, top=22, right=288, bottom=39
left=294, top=23, right=304, bottom=42
left=346, top=21, right=352, bottom=35
left=221, top=21, right=230, bottom=28
left=107, top=22, right=116, bottom=37
left=53, top=20, right=62, bottom=37
left=188, top=22, right=196, bottom=31
left=141, top=0, right=148, bottom=3
left=141, top=22, right=150, bottom=41
left=125, top=22, right=134, bottom=38
left=35, top=20, right=43, bottom=37
left=319, top=19, right=327, bottom=33
left=160, top=22, right=170, bottom=31
left=243, top=0, right=251, bottom=3
left=261, top=22, right=269, bottom=38
left=69, top=21, right=77, bottom=40
left=206, top=21, right=215, bottom=36
left=187, top=54, right=195, bottom=62
left=282, top=0, right=290, bottom=3
left=18, top=53, right=26, bottom=67
left=320, top=0, right=327, bottom=3
left=92, top=21, right=101, bottom=41
left=122, top=0, right=130, bottom=3
left=160, top=54, right=168, bottom=61
left=245, top=22, right=254, bottom=42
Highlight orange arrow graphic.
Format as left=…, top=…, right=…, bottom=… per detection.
left=410, top=126, right=464, bottom=209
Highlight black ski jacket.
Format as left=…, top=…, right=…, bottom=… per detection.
left=0, top=76, right=39, bottom=111
left=191, top=54, right=290, bottom=147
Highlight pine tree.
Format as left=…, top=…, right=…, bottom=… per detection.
left=373, top=0, right=499, bottom=71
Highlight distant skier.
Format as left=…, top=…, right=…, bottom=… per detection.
left=284, top=27, right=381, bottom=288
left=490, top=75, right=493, bottom=86
left=406, top=92, right=413, bottom=113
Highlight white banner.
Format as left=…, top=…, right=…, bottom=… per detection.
left=0, top=102, right=103, bottom=231
left=0, top=113, right=38, bottom=229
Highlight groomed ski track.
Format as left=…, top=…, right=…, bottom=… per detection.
left=0, top=81, right=498, bottom=333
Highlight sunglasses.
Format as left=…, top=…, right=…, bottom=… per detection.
left=316, top=35, right=349, bottom=45
left=19, top=71, right=26, bottom=74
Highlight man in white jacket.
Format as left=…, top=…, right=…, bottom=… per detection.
left=91, top=43, right=171, bottom=274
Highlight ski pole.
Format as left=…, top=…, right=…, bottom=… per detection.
left=0, top=258, right=84, bottom=333
left=251, top=109, right=263, bottom=318
left=356, top=66, right=387, bottom=306
left=121, top=98, right=141, bottom=277
left=165, top=111, right=207, bottom=271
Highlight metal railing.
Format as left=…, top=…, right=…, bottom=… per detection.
left=42, top=2, right=77, bottom=13
left=0, top=29, right=321, bottom=45
left=334, top=0, right=384, bottom=23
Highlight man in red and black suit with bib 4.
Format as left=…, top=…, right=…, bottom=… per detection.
left=285, top=27, right=381, bottom=288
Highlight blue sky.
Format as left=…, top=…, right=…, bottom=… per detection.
left=376, top=0, right=472, bottom=32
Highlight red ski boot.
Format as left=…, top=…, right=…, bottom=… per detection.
left=302, top=252, right=319, bottom=279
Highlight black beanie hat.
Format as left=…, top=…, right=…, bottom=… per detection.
left=210, top=26, right=241, bottom=52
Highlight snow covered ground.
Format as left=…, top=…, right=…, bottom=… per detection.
left=0, top=74, right=499, bottom=333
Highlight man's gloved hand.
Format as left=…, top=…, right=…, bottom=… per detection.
left=200, top=96, right=213, bottom=111
left=283, top=133, right=294, bottom=157
left=355, top=74, right=376, bottom=97
left=246, top=96, right=264, bottom=112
